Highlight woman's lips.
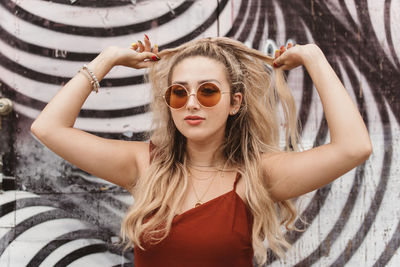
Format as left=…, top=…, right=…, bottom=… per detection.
left=184, top=116, right=205, bottom=125
left=186, top=120, right=203, bottom=125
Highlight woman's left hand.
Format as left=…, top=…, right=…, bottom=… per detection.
left=273, top=43, right=308, bottom=70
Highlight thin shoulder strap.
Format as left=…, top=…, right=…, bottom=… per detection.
left=233, top=172, right=241, bottom=191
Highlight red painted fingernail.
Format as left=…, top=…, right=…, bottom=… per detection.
left=152, top=56, right=157, bottom=61
left=144, top=34, right=149, bottom=40
left=273, top=62, right=279, bottom=68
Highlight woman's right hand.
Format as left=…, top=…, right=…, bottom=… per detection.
left=106, top=35, right=160, bottom=69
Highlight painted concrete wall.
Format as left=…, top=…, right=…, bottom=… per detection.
left=0, top=0, right=399, bottom=266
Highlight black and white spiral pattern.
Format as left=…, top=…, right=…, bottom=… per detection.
left=0, top=0, right=398, bottom=266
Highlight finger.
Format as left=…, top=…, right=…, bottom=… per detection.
left=153, top=44, right=159, bottom=54
left=287, top=42, right=293, bottom=49
left=130, top=42, right=138, bottom=51
left=143, top=34, right=151, bottom=51
left=273, top=53, right=285, bottom=68
left=274, top=49, right=281, bottom=59
left=137, top=51, right=160, bottom=62
left=137, top=40, right=145, bottom=52
left=136, top=61, right=156, bottom=69
left=273, top=58, right=282, bottom=68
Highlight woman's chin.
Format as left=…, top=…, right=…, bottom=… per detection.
left=177, top=121, right=226, bottom=143
left=182, top=132, right=209, bottom=143
left=178, top=127, right=211, bottom=143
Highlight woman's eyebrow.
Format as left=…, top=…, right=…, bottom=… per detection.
left=172, top=79, right=221, bottom=85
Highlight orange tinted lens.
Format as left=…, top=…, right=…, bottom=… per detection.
left=197, top=83, right=221, bottom=107
left=165, top=85, right=188, bottom=109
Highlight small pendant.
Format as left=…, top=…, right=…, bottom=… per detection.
left=195, top=202, right=202, bottom=207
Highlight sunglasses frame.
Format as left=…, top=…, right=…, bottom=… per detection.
left=162, top=82, right=230, bottom=110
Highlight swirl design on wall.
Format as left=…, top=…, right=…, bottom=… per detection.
left=0, top=0, right=398, bottom=266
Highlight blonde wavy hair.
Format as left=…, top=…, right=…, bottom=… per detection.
left=120, top=36, right=303, bottom=266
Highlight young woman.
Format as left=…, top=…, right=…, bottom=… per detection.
left=30, top=36, right=372, bottom=267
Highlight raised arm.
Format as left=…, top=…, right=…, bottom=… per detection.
left=263, top=43, right=373, bottom=202
left=30, top=38, right=160, bottom=190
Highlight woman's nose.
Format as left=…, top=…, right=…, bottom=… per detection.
left=186, top=92, right=200, bottom=109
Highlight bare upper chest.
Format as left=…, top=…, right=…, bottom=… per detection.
left=135, top=152, right=247, bottom=214
left=175, top=171, right=247, bottom=215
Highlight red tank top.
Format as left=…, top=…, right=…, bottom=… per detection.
left=133, top=142, right=254, bottom=267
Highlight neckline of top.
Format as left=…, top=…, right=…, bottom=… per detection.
left=173, top=190, right=244, bottom=221
left=173, top=173, right=243, bottom=220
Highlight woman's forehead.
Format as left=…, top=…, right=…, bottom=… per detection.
left=171, top=79, right=222, bottom=86
left=171, top=56, right=228, bottom=85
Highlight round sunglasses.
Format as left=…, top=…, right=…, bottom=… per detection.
left=163, top=82, right=230, bottom=110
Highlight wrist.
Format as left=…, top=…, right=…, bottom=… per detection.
left=300, top=44, right=326, bottom=67
left=98, top=46, right=119, bottom=68
left=87, top=47, right=117, bottom=79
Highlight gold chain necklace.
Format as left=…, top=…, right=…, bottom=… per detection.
left=188, top=166, right=224, bottom=178
left=189, top=169, right=219, bottom=207
left=187, top=162, right=225, bottom=178
left=187, top=160, right=217, bottom=168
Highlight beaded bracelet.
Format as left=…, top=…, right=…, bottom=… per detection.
left=78, top=64, right=100, bottom=93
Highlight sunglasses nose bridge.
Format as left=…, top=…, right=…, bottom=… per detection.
left=186, top=91, right=200, bottom=108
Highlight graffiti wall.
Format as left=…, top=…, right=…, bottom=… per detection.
left=0, top=0, right=399, bottom=266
